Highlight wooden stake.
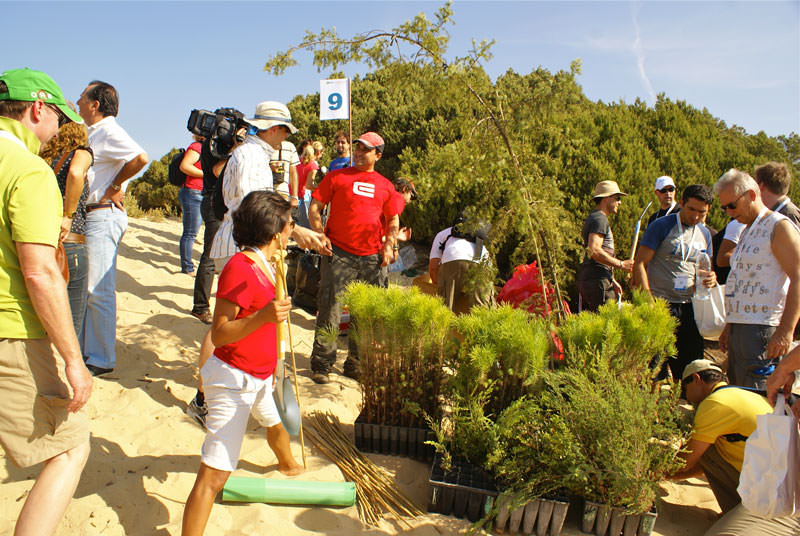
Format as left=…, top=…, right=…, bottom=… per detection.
left=276, top=236, right=307, bottom=468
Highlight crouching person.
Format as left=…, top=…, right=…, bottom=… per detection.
left=669, top=359, right=800, bottom=535
left=182, top=191, right=303, bottom=536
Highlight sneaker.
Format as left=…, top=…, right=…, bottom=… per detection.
left=186, top=398, right=208, bottom=429
left=342, top=360, right=360, bottom=381
left=311, top=372, right=330, bottom=384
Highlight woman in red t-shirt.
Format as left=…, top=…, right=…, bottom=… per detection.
left=182, top=191, right=303, bottom=535
left=178, top=135, right=205, bottom=274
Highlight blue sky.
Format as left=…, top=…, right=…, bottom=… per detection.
left=4, top=1, right=798, bottom=167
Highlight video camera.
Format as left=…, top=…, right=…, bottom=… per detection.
left=187, top=108, right=251, bottom=159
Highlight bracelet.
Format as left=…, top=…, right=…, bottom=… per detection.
left=616, top=259, right=622, bottom=268
left=110, top=183, right=121, bottom=191
left=290, top=195, right=298, bottom=200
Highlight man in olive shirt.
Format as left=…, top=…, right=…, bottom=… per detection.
left=577, top=180, right=634, bottom=311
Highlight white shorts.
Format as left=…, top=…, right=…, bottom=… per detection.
left=213, top=255, right=232, bottom=274
left=200, top=355, right=282, bottom=472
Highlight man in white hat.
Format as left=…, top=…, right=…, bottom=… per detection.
left=210, top=101, right=330, bottom=267
left=670, top=359, right=800, bottom=536
left=647, top=175, right=680, bottom=227
left=576, top=180, right=633, bottom=312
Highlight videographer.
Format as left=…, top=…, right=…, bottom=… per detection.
left=209, top=101, right=331, bottom=268
left=190, top=111, right=247, bottom=325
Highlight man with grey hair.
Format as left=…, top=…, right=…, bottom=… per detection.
left=714, top=168, right=800, bottom=389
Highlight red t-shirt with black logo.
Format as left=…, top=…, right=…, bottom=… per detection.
left=312, top=167, right=398, bottom=255
left=213, top=252, right=277, bottom=379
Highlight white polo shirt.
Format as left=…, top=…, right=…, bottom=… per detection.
left=86, top=116, right=145, bottom=204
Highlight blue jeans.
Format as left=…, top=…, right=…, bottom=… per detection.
left=178, top=187, right=203, bottom=272
left=82, top=207, right=127, bottom=370
left=63, top=242, right=88, bottom=337
left=295, top=197, right=310, bottom=229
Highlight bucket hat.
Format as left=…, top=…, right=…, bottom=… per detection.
left=592, top=180, right=627, bottom=199
left=247, top=101, right=297, bottom=134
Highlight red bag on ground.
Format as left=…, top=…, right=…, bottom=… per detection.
left=497, top=262, right=570, bottom=360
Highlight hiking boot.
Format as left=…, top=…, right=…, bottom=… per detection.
left=311, top=372, right=330, bottom=384
left=191, top=311, right=213, bottom=325
left=186, top=398, right=208, bottom=429
left=342, top=359, right=360, bottom=381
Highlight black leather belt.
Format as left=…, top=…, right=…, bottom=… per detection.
left=86, top=203, right=113, bottom=212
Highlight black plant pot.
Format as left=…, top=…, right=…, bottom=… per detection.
left=581, top=500, right=657, bottom=536
left=427, top=453, right=498, bottom=523
left=353, top=409, right=435, bottom=461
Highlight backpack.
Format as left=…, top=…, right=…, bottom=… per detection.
left=168, top=148, right=186, bottom=186
left=439, top=212, right=491, bottom=260
left=212, top=161, right=229, bottom=221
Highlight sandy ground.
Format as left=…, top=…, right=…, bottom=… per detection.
left=0, top=216, right=722, bottom=535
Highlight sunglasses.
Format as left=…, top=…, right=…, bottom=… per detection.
left=45, top=102, right=69, bottom=128
left=721, top=192, right=747, bottom=211
left=658, top=186, right=675, bottom=193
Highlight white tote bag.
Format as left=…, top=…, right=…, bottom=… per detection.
left=737, top=396, right=800, bottom=517
left=692, top=284, right=726, bottom=340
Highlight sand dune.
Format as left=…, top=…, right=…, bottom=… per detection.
left=0, top=216, right=719, bottom=535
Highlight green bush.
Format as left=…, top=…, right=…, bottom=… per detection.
left=557, top=289, right=676, bottom=380
left=432, top=305, right=552, bottom=470
left=128, top=149, right=181, bottom=215
left=340, top=282, right=455, bottom=427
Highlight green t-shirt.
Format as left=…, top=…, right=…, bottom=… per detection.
left=0, top=117, right=62, bottom=338
left=692, top=383, right=772, bottom=471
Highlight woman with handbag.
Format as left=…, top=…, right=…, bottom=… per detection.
left=39, top=118, right=93, bottom=336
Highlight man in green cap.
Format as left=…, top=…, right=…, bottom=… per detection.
left=0, top=67, right=92, bottom=535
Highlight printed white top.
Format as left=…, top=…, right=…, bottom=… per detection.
left=725, top=210, right=794, bottom=326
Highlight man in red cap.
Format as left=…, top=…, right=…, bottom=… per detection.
left=307, top=132, right=399, bottom=383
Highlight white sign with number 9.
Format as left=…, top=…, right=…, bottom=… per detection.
left=319, top=79, right=350, bottom=120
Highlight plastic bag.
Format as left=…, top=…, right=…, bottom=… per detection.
left=737, top=395, right=800, bottom=517
left=497, top=262, right=570, bottom=317
left=692, top=283, right=726, bottom=340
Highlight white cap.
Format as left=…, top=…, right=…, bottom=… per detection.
left=654, top=176, right=675, bottom=191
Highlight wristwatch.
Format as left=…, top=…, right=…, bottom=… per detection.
left=110, top=183, right=121, bottom=191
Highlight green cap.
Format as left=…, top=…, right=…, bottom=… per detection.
left=0, top=68, right=82, bottom=124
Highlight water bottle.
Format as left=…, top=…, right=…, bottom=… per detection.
left=695, top=252, right=711, bottom=299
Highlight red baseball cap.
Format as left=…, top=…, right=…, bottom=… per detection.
left=355, top=132, right=385, bottom=152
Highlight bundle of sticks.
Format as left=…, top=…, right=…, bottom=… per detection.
left=306, top=411, right=424, bottom=526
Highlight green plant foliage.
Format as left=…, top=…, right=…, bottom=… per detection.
left=430, top=305, right=552, bottom=469
left=491, top=366, right=689, bottom=514
left=452, top=305, right=552, bottom=417
left=339, top=282, right=455, bottom=427
left=557, top=289, right=676, bottom=379
left=128, top=149, right=181, bottom=215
